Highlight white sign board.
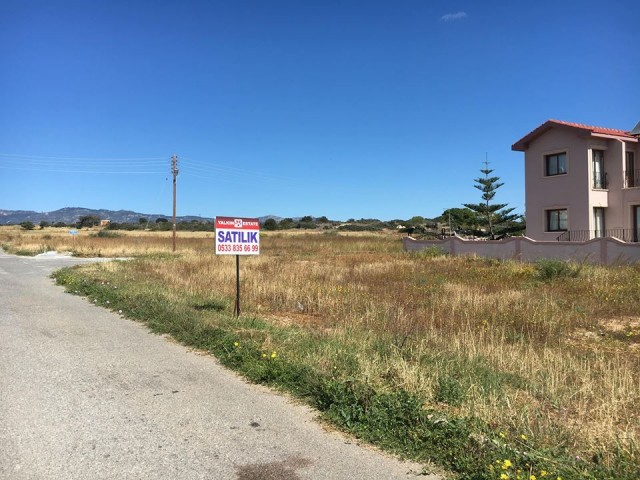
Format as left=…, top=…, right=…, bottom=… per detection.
left=215, top=216, right=260, bottom=255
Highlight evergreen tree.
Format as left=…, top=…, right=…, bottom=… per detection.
left=463, top=161, right=521, bottom=238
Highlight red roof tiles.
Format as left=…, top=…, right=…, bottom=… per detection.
left=547, top=119, right=633, bottom=138
left=512, top=119, right=635, bottom=151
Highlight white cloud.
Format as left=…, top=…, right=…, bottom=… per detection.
left=440, top=11, right=468, bottom=22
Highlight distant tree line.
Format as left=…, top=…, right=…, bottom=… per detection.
left=260, top=216, right=427, bottom=232
left=106, top=217, right=214, bottom=232
left=15, top=207, right=525, bottom=237
left=15, top=216, right=216, bottom=232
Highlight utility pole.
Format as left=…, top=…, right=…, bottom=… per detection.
left=172, top=155, right=179, bottom=252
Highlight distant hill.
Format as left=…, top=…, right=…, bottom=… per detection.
left=0, top=208, right=293, bottom=225
left=0, top=208, right=211, bottom=225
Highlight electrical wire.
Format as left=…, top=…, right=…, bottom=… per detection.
left=0, top=153, right=166, bottom=161
left=0, top=153, right=167, bottom=174
left=0, top=153, right=297, bottom=186
left=180, top=157, right=293, bottom=182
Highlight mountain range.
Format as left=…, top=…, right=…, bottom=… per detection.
left=0, top=207, right=217, bottom=225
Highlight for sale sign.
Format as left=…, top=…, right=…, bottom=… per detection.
left=215, top=216, right=260, bottom=255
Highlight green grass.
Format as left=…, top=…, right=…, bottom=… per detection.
left=52, top=258, right=640, bottom=480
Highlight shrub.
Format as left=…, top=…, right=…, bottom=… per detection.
left=95, top=230, right=121, bottom=238
left=534, top=259, right=582, bottom=281
left=262, top=218, right=277, bottom=231
left=415, top=246, right=446, bottom=258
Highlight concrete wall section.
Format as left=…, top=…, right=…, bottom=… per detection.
left=517, top=239, right=601, bottom=263
left=402, top=236, right=640, bottom=265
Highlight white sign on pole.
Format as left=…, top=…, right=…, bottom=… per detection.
left=215, top=217, right=260, bottom=255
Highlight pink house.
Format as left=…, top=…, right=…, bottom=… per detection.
left=512, top=119, right=640, bottom=242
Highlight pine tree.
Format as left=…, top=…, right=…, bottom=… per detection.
left=463, top=161, right=521, bottom=238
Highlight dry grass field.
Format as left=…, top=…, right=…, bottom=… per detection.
left=3, top=225, right=639, bottom=478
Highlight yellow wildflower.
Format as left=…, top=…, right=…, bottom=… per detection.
left=501, top=474, right=509, bottom=480
left=271, top=351, right=277, bottom=358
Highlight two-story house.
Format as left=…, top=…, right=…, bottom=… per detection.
left=512, top=119, right=640, bottom=242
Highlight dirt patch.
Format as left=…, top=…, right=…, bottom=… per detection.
left=567, top=316, right=640, bottom=353
left=600, top=316, right=640, bottom=333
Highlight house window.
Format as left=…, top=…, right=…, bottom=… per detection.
left=592, top=150, right=606, bottom=189
left=546, top=209, right=568, bottom=232
left=545, top=152, right=567, bottom=176
left=626, top=152, right=637, bottom=188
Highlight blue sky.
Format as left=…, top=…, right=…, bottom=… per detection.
left=1, top=0, right=638, bottom=221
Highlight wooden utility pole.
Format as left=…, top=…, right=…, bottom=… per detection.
left=172, top=155, right=179, bottom=252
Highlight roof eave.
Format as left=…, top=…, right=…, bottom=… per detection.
left=591, top=132, right=637, bottom=142
left=511, top=120, right=634, bottom=152
left=511, top=121, right=585, bottom=152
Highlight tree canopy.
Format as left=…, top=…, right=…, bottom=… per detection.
left=437, top=208, right=481, bottom=232
left=77, top=215, right=101, bottom=229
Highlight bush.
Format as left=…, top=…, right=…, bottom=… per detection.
left=296, top=222, right=317, bottom=230
left=95, top=230, right=121, bottom=238
left=262, top=218, right=278, bottom=231
left=338, top=224, right=383, bottom=232
left=20, top=221, right=35, bottom=230
left=415, top=246, right=446, bottom=258
left=534, top=259, right=582, bottom=281
left=77, top=215, right=101, bottom=229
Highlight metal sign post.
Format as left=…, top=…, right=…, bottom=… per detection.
left=215, top=217, right=260, bottom=317
left=234, top=254, right=240, bottom=316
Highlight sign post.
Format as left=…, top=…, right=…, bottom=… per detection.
left=215, top=217, right=260, bottom=317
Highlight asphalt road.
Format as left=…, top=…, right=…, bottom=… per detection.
left=0, top=252, right=438, bottom=480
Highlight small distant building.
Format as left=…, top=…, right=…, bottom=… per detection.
left=100, top=219, right=111, bottom=227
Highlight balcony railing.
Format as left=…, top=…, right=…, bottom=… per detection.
left=556, top=228, right=639, bottom=242
left=624, top=169, right=640, bottom=188
left=592, top=171, right=608, bottom=189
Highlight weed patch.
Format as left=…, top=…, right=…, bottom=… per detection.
left=534, top=259, right=582, bottom=282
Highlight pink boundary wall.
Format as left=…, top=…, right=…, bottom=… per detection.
left=402, top=236, right=640, bottom=265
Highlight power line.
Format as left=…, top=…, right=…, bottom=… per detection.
left=0, top=153, right=165, bottom=161
left=180, top=157, right=293, bottom=182
left=0, top=152, right=298, bottom=186
left=0, top=153, right=167, bottom=174
left=0, top=165, right=164, bottom=175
